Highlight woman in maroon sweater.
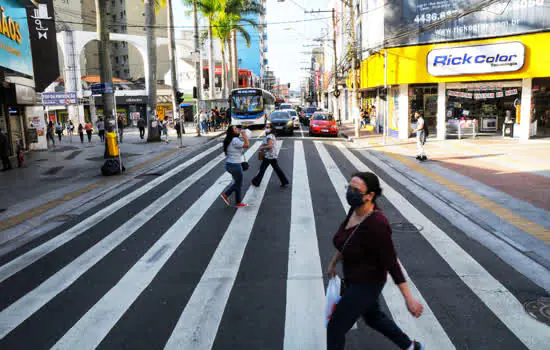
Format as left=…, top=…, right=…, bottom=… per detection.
left=327, top=172, right=424, bottom=350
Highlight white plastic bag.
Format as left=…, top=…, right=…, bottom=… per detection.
left=324, top=275, right=342, bottom=328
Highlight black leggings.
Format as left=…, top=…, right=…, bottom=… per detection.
left=327, top=283, right=412, bottom=350
left=252, top=158, right=289, bottom=186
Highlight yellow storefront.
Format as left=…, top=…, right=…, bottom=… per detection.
left=360, top=32, right=550, bottom=140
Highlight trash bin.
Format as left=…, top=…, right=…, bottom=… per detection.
left=106, top=132, right=119, bottom=156
left=503, top=122, right=514, bottom=137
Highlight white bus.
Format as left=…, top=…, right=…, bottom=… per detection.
left=230, top=88, right=275, bottom=127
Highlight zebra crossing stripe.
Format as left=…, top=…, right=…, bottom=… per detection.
left=163, top=141, right=281, bottom=350
left=0, top=143, right=222, bottom=284
left=336, top=143, right=550, bottom=350
left=283, top=140, right=326, bottom=350
left=314, top=141, right=455, bottom=348
left=50, top=142, right=261, bottom=350
left=0, top=152, right=227, bottom=340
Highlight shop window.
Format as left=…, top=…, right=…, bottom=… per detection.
left=532, top=78, right=550, bottom=137
left=408, top=84, right=438, bottom=133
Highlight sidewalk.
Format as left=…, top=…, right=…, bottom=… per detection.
left=0, top=124, right=225, bottom=235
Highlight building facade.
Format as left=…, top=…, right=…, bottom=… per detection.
left=237, top=0, right=266, bottom=85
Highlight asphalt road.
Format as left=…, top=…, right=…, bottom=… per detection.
left=0, top=128, right=548, bottom=350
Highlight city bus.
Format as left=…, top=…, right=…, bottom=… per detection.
left=230, top=88, right=275, bottom=127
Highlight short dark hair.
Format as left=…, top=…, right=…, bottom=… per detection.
left=351, top=171, right=382, bottom=201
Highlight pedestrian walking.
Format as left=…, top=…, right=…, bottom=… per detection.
left=252, top=124, right=289, bottom=188
left=137, top=117, right=146, bottom=139
left=200, top=110, right=208, bottom=134
left=0, top=128, right=12, bottom=171
left=78, top=123, right=84, bottom=144
left=327, top=172, right=424, bottom=350
left=66, top=120, right=75, bottom=139
left=97, top=118, right=105, bottom=142
left=220, top=126, right=250, bottom=208
left=117, top=116, right=125, bottom=143
left=85, top=121, right=93, bottom=143
left=46, top=121, right=55, bottom=147
left=55, top=121, right=64, bottom=142
left=413, top=112, right=428, bottom=161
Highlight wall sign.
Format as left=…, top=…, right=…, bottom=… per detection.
left=0, top=0, right=33, bottom=76
left=427, top=42, right=525, bottom=76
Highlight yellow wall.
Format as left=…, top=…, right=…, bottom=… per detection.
left=361, top=32, right=550, bottom=89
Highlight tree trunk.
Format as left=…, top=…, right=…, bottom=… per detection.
left=167, top=0, right=184, bottom=137
left=145, top=0, right=160, bottom=142
left=208, top=19, right=215, bottom=100
left=220, top=42, right=227, bottom=100
left=232, top=30, right=238, bottom=89
left=226, top=37, right=233, bottom=92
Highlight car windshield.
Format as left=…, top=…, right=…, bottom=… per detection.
left=287, top=110, right=297, bottom=116
left=313, top=114, right=334, bottom=121
left=307, top=107, right=317, bottom=113
left=231, top=94, right=263, bottom=114
left=280, top=104, right=291, bottom=110
left=271, top=112, right=290, bottom=120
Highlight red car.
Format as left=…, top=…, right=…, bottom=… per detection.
left=309, top=112, right=339, bottom=137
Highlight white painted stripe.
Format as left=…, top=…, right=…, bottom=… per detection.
left=315, top=141, right=454, bottom=347
left=0, top=144, right=222, bottom=283
left=336, top=143, right=550, bottom=350
left=163, top=141, right=280, bottom=350
left=50, top=142, right=261, bottom=350
left=283, top=141, right=325, bottom=350
left=0, top=153, right=227, bottom=340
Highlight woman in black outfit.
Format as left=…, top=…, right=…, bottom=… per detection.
left=327, top=172, right=424, bottom=350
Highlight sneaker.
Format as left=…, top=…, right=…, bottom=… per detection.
left=412, top=341, right=424, bottom=350
left=220, top=194, right=230, bottom=206
left=235, top=203, right=249, bottom=208
left=280, top=183, right=290, bottom=188
left=416, top=155, right=421, bottom=160
left=421, top=155, right=428, bottom=161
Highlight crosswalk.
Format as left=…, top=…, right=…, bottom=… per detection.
left=0, top=138, right=548, bottom=349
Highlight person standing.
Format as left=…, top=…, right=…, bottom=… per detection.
left=117, top=116, right=125, bottom=143
left=175, top=119, right=182, bottom=139
left=46, top=121, right=55, bottom=148
left=252, top=124, right=289, bottom=188
left=77, top=123, right=84, bottom=144
left=0, top=128, right=12, bottom=171
left=55, top=121, right=64, bottom=142
left=66, top=120, right=75, bottom=138
left=85, top=121, right=93, bottom=143
left=137, top=117, right=146, bottom=139
left=96, top=118, right=105, bottom=142
left=220, top=126, right=250, bottom=208
left=412, top=112, right=427, bottom=161
left=199, top=110, right=208, bottom=134
left=327, top=172, right=424, bottom=350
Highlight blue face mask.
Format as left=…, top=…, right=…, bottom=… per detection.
left=346, top=188, right=367, bottom=208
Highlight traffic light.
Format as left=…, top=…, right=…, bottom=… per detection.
left=176, top=91, right=184, bottom=105
left=287, top=83, right=290, bottom=88
left=193, top=86, right=198, bottom=99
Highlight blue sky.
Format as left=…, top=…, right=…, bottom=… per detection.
left=173, top=0, right=329, bottom=90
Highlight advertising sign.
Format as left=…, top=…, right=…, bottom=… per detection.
left=25, top=0, right=60, bottom=92
left=42, top=92, right=77, bottom=106
left=386, top=0, right=550, bottom=46
left=427, top=42, right=525, bottom=76
left=0, top=0, right=33, bottom=76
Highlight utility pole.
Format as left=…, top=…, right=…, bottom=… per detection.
left=167, top=0, right=185, bottom=146
left=348, top=0, right=359, bottom=138
left=145, top=0, right=159, bottom=142
left=193, top=0, right=202, bottom=136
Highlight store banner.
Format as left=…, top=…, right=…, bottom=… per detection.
left=24, top=0, right=59, bottom=92
left=427, top=42, right=525, bottom=76
left=0, top=0, right=33, bottom=77
left=386, top=0, right=550, bottom=46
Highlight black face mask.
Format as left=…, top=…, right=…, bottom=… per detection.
left=346, top=188, right=367, bottom=208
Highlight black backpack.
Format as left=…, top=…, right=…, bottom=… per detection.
left=423, top=122, right=429, bottom=137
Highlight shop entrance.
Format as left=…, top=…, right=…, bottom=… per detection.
left=445, top=81, right=522, bottom=138
left=532, top=78, right=550, bottom=138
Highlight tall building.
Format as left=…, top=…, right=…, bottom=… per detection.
left=236, top=0, right=266, bottom=87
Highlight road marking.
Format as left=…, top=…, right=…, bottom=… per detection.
left=299, top=124, right=306, bottom=139
left=337, top=143, right=550, bottom=350
left=315, top=142, right=454, bottom=348
left=164, top=141, right=279, bottom=349
left=0, top=144, right=222, bottom=284
left=0, top=152, right=227, bottom=340
left=283, top=141, right=325, bottom=350
left=51, top=142, right=261, bottom=350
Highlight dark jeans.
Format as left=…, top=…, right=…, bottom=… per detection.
left=118, top=129, right=124, bottom=143
left=327, top=283, right=412, bottom=350
left=98, top=130, right=105, bottom=142
left=79, top=132, right=84, bottom=143
left=139, top=127, right=145, bottom=139
left=223, top=162, right=244, bottom=204
left=252, top=158, right=289, bottom=186
left=86, top=130, right=92, bottom=142
left=57, top=132, right=62, bottom=141
left=2, top=155, right=11, bottom=170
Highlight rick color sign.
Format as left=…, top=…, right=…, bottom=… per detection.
left=427, top=42, right=525, bottom=76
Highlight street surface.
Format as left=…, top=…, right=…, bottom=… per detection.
left=0, top=128, right=549, bottom=349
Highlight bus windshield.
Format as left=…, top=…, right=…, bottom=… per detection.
left=231, top=94, right=263, bottom=114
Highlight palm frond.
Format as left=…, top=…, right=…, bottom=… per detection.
left=233, top=24, right=251, bottom=48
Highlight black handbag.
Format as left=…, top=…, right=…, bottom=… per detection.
left=241, top=161, right=249, bottom=171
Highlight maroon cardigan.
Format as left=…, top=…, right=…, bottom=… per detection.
left=333, top=207, right=406, bottom=286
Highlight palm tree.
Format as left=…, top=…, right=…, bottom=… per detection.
left=144, top=0, right=166, bottom=142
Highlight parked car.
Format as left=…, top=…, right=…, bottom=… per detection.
left=309, top=112, right=339, bottom=137
left=269, top=111, right=294, bottom=136
left=303, top=106, right=318, bottom=126
left=283, top=109, right=300, bottom=129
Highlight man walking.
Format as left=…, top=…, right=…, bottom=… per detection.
left=137, top=117, right=146, bottom=139
left=413, top=111, right=428, bottom=161
left=117, top=116, right=125, bottom=143
left=0, top=128, right=11, bottom=171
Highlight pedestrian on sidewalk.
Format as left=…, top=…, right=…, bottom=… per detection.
left=117, top=115, right=125, bottom=143
left=252, top=124, right=289, bottom=188
left=78, top=123, right=84, bottom=144
left=66, top=120, right=75, bottom=139
left=85, top=121, right=93, bottom=143
left=0, top=128, right=12, bottom=171
left=220, top=126, right=250, bottom=208
left=413, top=112, right=428, bottom=161
left=96, top=118, right=105, bottom=142
left=175, top=119, right=182, bottom=139
left=46, top=121, right=55, bottom=148
left=200, top=110, right=208, bottom=134
left=327, top=172, right=424, bottom=350
left=137, top=117, right=146, bottom=139
left=55, top=121, right=64, bottom=142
